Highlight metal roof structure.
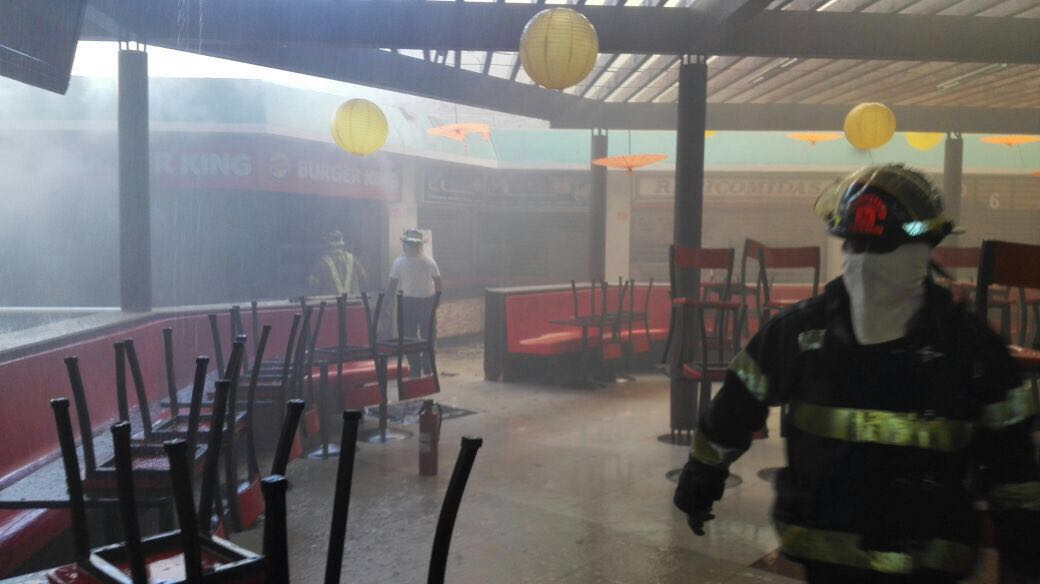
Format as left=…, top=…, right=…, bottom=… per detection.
left=83, top=0, right=1040, bottom=132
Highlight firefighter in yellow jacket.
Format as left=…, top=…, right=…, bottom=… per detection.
left=674, top=164, right=1039, bottom=583
left=308, top=230, right=367, bottom=296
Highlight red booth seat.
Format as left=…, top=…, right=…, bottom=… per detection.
left=504, top=285, right=672, bottom=357
left=517, top=331, right=584, bottom=355
left=0, top=509, right=69, bottom=576
left=315, top=361, right=410, bottom=410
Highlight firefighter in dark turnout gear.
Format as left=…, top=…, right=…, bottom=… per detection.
left=674, top=164, right=1040, bottom=583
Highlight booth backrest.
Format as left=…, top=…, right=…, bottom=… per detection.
left=0, top=303, right=370, bottom=488
left=627, top=285, right=672, bottom=331
left=503, top=284, right=671, bottom=353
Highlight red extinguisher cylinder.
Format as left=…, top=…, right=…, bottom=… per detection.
left=419, top=400, right=442, bottom=476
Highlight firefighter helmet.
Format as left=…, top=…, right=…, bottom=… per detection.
left=814, top=164, right=953, bottom=251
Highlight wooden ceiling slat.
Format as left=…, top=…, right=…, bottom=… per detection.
left=795, top=61, right=897, bottom=103
left=855, top=62, right=990, bottom=105
left=861, top=0, right=920, bottom=12
left=574, top=53, right=621, bottom=97
left=921, top=68, right=1040, bottom=106
left=938, top=0, right=1007, bottom=16
left=960, top=85, right=1040, bottom=108
left=788, top=60, right=927, bottom=103
left=812, top=61, right=965, bottom=104
left=708, top=57, right=793, bottom=101
left=827, top=0, right=883, bottom=10
left=642, top=54, right=747, bottom=103
left=745, top=59, right=867, bottom=103
left=723, top=60, right=837, bottom=103
left=728, top=58, right=834, bottom=103
left=894, top=66, right=1040, bottom=106
left=900, top=0, right=962, bottom=14
left=704, top=58, right=763, bottom=96
left=960, top=83, right=1040, bottom=108
left=610, top=54, right=674, bottom=102
left=977, top=0, right=1040, bottom=17
left=740, top=59, right=856, bottom=102
left=895, top=64, right=1038, bottom=105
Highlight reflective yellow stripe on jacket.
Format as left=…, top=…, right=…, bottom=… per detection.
left=729, top=350, right=769, bottom=402
left=691, top=430, right=744, bottom=468
left=989, top=482, right=1040, bottom=512
left=776, top=522, right=976, bottom=575
left=790, top=402, right=974, bottom=452
left=980, top=384, right=1038, bottom=430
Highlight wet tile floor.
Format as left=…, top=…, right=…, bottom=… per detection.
left=228, top=342, right=1000, bottom=583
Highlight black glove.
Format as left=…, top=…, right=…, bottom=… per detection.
left=673, top=457, right=728, bottom=536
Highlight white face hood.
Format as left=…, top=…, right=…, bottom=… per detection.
left=842, top=243, right=931, bottom=345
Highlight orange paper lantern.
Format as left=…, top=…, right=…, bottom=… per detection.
left=980, top=135, right=1040, bottom=147
left=426, top=123, right=492, bottom=145
left=592, top=154, right=667, bottom=174
left=786, top=132, right=843, bottom=146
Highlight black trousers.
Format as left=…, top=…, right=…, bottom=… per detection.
left=803, top=562, right=959, bottom=584
left=401, top=295, right=436, bottom=377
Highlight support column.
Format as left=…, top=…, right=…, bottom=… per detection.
left=118, top=47, right=152, bottom=312
left=943, top=133, right=963, bottom=244
left=589, top=129, right=608, bottom=283
left=672, top=58, right=708, bottom=298
left=663, top=57, right=709, bottom=445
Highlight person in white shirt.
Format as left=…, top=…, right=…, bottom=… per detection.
left=387, top=228, right=442, bottom=376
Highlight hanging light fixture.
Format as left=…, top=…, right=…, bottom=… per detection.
left=844, top=102, right=896, bottom=150
left=519, top=8, right=599, bottom=90
left=786, top=132, right=843, bottom=146
left=426, top=123, right=492, bottom=152
left=904, top=132, right=945, bottom=151
left=980, top=135, right=1040, bottom=147
left=331, top=99, right=388, bottom=156
left=592, top=154, right=668, bottom=174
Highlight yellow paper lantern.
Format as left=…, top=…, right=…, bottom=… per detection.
left=519, top=8, right=599, bottom=90
left=844, top=102, right=896, bottom=150
left=905, top=132, right=944, bottom=151
left=331, top=99, right=388, bottom=156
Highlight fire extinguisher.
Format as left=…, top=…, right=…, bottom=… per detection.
left=418, top=400, right=442, bottom=476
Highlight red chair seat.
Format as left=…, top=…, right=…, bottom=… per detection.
left=515, top=331, right=584, bottom=355
left=764, top=299, right=800, bottom=309
left=602, top=342, right=623, bottom=361
left=345, top=382, right=383, bottom=409
left=648, top=327, right=669, bottom=341
left=323, top=361, right=409, bottom=389
left=630, top=335, right=651, bottom=353
left=681, top=364, right=728, bottom=382
left=1009, top=345, right=1040, bottom=370
left=303, top=408, right=320, bottom=436
left=236, top=477, right=263, bottom=531
left=399, top=376, right=438, bottom=400
left=0, top=509, right=69, bottom=577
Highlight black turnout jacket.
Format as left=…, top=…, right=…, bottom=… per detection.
left=675, top=278, right=1039, bottom=578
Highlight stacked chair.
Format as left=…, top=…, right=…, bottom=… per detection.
left=44, top=374, right=303, bottom=583
left=665, top=245, right=743, bottom=442
left=48, top=389, right=484, bottom=583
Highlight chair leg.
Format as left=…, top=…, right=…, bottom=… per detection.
left=427, top=437, right=484, bottom=584
left=224, top=433, right=241, bottom=533
left=696, top=379, right=711, bottom=428
left=428, top=343, right=441, bottom=393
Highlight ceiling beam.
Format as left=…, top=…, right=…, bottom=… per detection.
left=142, top=35, right=1039, bottom=134
left=83, top=1, right=1040, bottom=64
left=550, top=102, right=1040, bottom=133
left=715, top=11, right=1040, bottom=64
left=180, top=42, right=591, bottom=121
